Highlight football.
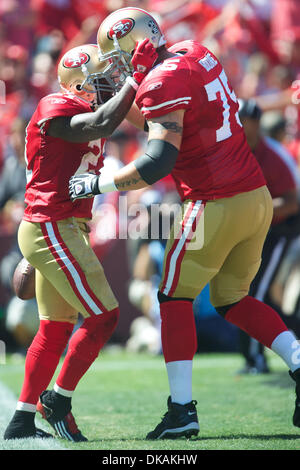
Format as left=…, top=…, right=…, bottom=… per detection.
left=12, top=257, right=36, bottom=300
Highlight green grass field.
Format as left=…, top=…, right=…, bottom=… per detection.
left=1, top=348, right=300, bottom=451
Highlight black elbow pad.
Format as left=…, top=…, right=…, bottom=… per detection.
left=134, top=139, right=178, bottom=185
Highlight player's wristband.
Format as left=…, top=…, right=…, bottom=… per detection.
left=125, top=75, right=139, bottom=91
left=97, top=172, right=118, bottom=193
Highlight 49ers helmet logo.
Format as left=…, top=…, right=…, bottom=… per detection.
left=107, top=18, right=135, bottom=40
left=63, top=52, right=90, bottom=68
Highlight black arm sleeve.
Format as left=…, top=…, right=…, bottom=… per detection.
left=134, top=139, right=179, bottom=185
left=47, top=81, right=136, bottom=142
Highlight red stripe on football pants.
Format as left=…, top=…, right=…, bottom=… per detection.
left=160, top=202, right=196, bottom=294
left=168, top=202, right=205, bottom=297
left=50, top=221, right=108, bottom=315
left=41, top=222, right=106, bottom=317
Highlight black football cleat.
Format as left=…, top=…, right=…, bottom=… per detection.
left=289, top=368, right=300, bottom=427
left=37, top=390, right=88, bottom=442
left=146, top=396, right=199, bottom=440
left=4, top=410, right=53, bottom=440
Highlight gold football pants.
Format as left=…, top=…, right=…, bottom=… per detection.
left=18, top=217, right=118, bottom=323
left=160, top=185, right=273, bottom=307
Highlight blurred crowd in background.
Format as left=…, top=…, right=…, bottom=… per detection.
left=0, top=0, right=300, bottom=372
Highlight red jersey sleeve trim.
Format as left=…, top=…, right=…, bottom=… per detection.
left=141, top=96, right=192, bottom=118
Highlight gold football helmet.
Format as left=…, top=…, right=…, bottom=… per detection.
left=97, top=7, right=166, bottom=89
left=57, top=44, right=115, bottom=108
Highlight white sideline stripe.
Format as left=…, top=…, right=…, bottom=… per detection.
left=141, top=96, right=191, bottom=112
left=0, top=381, right=65, bottom=450
left=45, top=222, right=103, bottom=315
left=163, top=200, right=203, bottom=295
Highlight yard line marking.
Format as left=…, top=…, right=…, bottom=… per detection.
left=0, top=381, right=66, bottom=450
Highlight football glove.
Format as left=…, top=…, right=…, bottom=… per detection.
left=69, top=173, right=100, bottom=201
left=131, top=38, right=158, bottom=85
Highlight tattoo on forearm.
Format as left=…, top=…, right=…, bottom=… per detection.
left=148, top=121, right=183, bottom=135
left=162, top=122, right=183, bottom=133
left=115, top=176, right=143, bottom=189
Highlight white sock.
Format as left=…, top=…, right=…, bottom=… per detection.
left=16, top=401, right=36, bottom=412
left=166, top=360, right=193, bottom=405
left=271, top=330, right=300, bottom=372
left=53, top=383, right=74, bottom=398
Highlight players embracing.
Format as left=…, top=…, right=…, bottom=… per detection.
left=5, top=6, right=300, bottom=443
left=69, top=7, right=300, bottom=440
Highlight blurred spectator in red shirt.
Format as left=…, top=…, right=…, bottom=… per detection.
left=154, top=1, right=218, bottom=45
left=32, top=0, right=82, bottom=40
left=0, top=0, right=36, bottom=51
left=0, top=45, right=29, bottom=151
left=73, top=0, right=110, bottom=23
left=0, top=44, right=29, bottom=96
left=31, top=0, right=115, bottom=45
left=0, top=117, right=28, bottom=235
left=271, top=0, right=300, bottom=70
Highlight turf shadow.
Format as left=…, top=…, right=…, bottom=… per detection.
left=261, top=371, right=295, bottom=389
left=83, top=432, right=300, bottom=443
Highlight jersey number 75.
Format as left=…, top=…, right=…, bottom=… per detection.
left=204, top=69, right=242, bottom=142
